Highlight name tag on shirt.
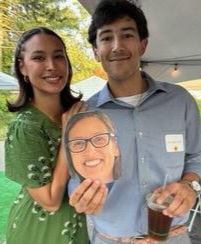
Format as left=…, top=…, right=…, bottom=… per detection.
left=165, top=134, right=184, bottom=152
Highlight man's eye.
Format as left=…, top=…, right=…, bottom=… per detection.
left=101, top=36, right=112, bottom=42
left=123, top=33, right=134, bottom=39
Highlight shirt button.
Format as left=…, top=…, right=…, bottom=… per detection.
left=142, top=181, right=147, bottom=186
left=141, top=157, right=145, bottom=163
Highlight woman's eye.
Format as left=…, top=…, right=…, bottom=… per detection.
left=54, top=54, right=65, bottom=59
left=74, top=141, right=85, bottom=147
left=93, top=136, right=107, bottom=145
left=32, top=56, right=45, bottom=61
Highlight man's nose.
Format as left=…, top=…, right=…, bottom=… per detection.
left=112, top=36, right=124, bottom=52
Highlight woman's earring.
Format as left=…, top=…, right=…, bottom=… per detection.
left=24, top=75, right=29, bottom=83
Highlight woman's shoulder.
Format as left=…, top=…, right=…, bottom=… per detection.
left=6, top=108, right=40, bottom=141
left=8, top=105, right=52, bottom=131
left=6, top=105, right=61, bottom=148
left=16, top=105, right=45, bottom=123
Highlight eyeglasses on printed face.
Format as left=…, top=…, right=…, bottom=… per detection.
left=68, top=132, right=115, bottom=153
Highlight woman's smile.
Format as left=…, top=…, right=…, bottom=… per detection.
left=83, top=158, right=102, bottom=167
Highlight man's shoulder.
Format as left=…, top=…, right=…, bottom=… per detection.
left=144, top=72, right=188, bottom=95
left=157, top=80, right=190, bottom=94
left=87, top=90, right=102, bottom=107
left=158, top=81, right=197, bottom=105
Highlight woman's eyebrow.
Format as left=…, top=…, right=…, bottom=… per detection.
left=31, top=49, right=64, bottom=55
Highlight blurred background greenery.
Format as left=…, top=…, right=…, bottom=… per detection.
left=0, top=172, right=20, bottom=243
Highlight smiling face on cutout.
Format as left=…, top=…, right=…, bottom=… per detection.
left=68, top=116, right=120, bottom=183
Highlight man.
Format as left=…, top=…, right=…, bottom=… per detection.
left=69, top=0, right=201, bottom=243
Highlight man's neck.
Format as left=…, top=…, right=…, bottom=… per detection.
left=108, top=73, right=148, bottom=97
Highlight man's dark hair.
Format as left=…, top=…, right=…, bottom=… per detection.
left=88, top=0, right=149, bottom=47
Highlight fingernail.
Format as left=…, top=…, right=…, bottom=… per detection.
left=94, top=179, right=102, bottom=185
left=85, top=178, right=92, bottom=184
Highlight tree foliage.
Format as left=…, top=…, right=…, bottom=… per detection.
left=0, top=0, right=102, bottom=82
left=0, top=91, right=16, bottom=139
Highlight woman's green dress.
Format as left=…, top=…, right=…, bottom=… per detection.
left=5, top=105, right=89, bottom=244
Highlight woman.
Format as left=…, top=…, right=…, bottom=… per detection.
left=64, top=111, right=121, bottom=183
left=4, top=27, right=89, bottom=244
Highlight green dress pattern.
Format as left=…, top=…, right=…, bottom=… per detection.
left=5, top=105, right=89, bottom=244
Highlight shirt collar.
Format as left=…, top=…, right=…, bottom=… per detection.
left=142, top=72, right=168, bottom=94
left=96, top=71, right=168, bottom=107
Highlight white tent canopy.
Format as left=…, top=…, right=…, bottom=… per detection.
left=72, top=76, right=106, bottom=100
left=77, top=0, right=201, bottom=83
left=0, top=72, right=18, bottom=90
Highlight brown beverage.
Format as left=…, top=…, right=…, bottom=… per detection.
left=148, top=205, right=173, bottom=241
left=147, top=193, right=173, bottom=241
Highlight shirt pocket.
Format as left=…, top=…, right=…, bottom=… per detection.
left=163, top=131, right=186, bottom=182
left=145, top=130, right=185, bottom=185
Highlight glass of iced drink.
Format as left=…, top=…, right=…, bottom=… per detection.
left=146, top=192, right=174, bottom=241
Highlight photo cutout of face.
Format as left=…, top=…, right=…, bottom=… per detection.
left=64, top=111, right=121, bottom=183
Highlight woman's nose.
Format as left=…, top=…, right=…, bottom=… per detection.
left=85, top=140, right=97, bottom=152
left=46, top=58, right=56, bottom=70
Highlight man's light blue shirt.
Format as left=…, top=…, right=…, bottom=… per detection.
left=68, top=72, right=201, bottom=237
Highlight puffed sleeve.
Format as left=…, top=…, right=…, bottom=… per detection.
left=5, top=119, right=57, bottom=188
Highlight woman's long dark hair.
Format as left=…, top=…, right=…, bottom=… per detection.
left=7, top=27, right=82, bottom=112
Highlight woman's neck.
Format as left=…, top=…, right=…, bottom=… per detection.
left=31, top=95, right=63, bottom=126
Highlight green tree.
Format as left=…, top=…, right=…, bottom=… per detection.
left=0, top=0, right=21, bottom=72
left=196, top=99, right=201, bottom=118
left=63, top=36, right=100, bottom=83
left=0, top=91, right=16, bottom=139
left=0, top=0, right=101, bottom=81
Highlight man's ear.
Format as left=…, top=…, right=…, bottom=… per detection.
left=140, top=38, right=148, bottom=56
left=93, top=46, right=100, bottom=62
